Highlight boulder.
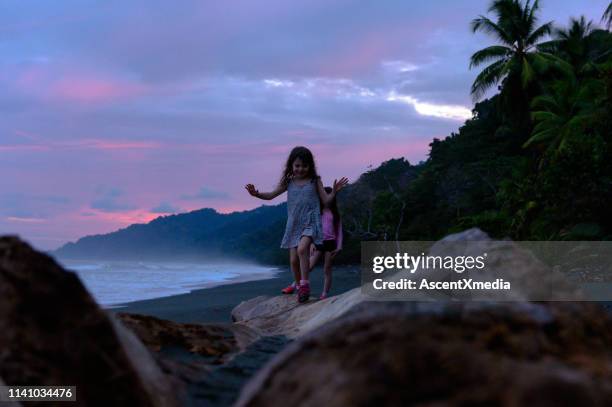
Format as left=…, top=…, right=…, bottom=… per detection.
left=428, top=227, right=582, bottom=300
left=234, top=228, right=612, bottom=406
left=236, top=301, right=612, bottom=407
left=115, top=312, right=259, bottom=362
left=0, top=236, right=180, bottom=407
left=232, top=287, right=365, bottom=338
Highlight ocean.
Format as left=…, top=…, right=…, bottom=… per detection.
left=57, top=259, right=279, bottom=308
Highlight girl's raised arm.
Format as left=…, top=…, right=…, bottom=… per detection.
left=245, top=183, right=287, bottom=200
left=316, top=176, right=348, bottom=206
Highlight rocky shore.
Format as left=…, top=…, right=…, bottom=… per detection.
left=1, top=229, right=612, bottom=406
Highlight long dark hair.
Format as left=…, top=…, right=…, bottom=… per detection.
left=279, top=146, right=318, bottom=187
left=321, top=186, right=341, bottom=229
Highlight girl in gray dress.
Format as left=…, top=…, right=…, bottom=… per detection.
left=245, top=146, right=348, bottom=303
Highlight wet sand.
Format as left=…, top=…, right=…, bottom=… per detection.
left=111, top=265, right=361, bottom=323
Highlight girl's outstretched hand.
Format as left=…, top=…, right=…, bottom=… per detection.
left=332, top=177, right=349, bottom=193
left=245, top=184, right=259, bottom=197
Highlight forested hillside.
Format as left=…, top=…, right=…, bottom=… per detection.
left=337, top=0, right=612, bottom=261
left=54, top=205, right=287, bottom=261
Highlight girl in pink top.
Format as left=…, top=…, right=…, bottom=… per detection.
left=309, top=186, right=343, bottom=299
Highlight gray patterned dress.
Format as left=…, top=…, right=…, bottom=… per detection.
left=280, top=178, right=324, bottom=249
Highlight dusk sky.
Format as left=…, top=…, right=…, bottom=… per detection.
left=1, top=0, right=609, bottom=251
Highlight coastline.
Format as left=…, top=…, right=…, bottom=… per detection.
left=100, top=264, right=283, bottom=310
left=110, top=265, right=361, bottom=324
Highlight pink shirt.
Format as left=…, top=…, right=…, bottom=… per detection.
left=321, top=208, right=343, bottom=249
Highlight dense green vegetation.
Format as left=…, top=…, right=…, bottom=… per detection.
left=337, top=0, right=612, bottom=260
left=55, top=1, right=611, bottom=265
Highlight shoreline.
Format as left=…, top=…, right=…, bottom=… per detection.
left=110, top=265, right=361, bottom=324
left=102, top=265, right=283, bottom=310
left=57, top=258, right=283, bottom=309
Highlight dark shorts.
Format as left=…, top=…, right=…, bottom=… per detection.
left=315, top=239, right=337, bottom=252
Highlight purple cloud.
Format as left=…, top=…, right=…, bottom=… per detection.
left=151, top=202, right=182, bottom=213
left=91, top=188, right=137, bottom=212
left=181, top=187, right=229, bottom=201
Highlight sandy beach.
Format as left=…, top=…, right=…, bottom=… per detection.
left=111, top=265, right=361, bottom=323
left=102, top=262, right=361, bottom=406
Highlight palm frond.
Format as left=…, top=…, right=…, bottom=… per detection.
left=566, top=113, right=592, bottom=131
left=531, top=111, right=558, bottom=122
left=603, top=2, right=612, bottom=30
left=521, top=57, right=536, bottom=88
left=531, top=52, right=574, bottom=78
left=525, top=72, right=598, bottom=154
left=488, top=0, right=516, bottom=20
left=532, top=118, right=563, bottom=136
left=470, top=59, right=508, bottom=101
left=531, top=94, right=559, bottom=112
left=527, top=0, right=541, bottom=26
left=536, top=39, right=560, bottom=54
left=471, top=16, right=513, bottom=44
left=522, top=128, right=556, bottom=148
left=526, top=21, right=553, bottom=46
left=469, top=45, right=512, bottom=68
left=524, top=0, right=542, bottom=39
left=576, top=78, right=604, bottom=102
left=557, top=114, right=592, bottom=151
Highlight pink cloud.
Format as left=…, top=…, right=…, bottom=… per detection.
left=82, top=208, right=159, bottom=226
left=318, top=31, right=393, bottom=77
left=0, top=138, right=160, bottom=153
left=215, top=204, right=254, bottom=214
left=305, top=18, right=440, bottom=78
left=14, top=130, right=40, bottom=141
left=14, top=66, right=46, bottom=89
left=49, top=77, right=146, bottom=103
left=12, top=65, right=147, bottom=104
left=5, top=216, right=47, bottom=223
left=70, top=139, right=161, bottom=150
left=188, top=141, right=298, bottom=157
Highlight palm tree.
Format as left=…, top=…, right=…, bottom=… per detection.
left=469, top=0, right=556, bottom=102
left=522, top=75, right=601, bottom=156
left=603, top=2, right=612, bottom=30
left=538, top=17, right=597, bottom=74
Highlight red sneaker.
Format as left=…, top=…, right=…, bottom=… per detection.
left=298, top=282, right=310, bottom=303
left=281, top=283, right=297, bottom=294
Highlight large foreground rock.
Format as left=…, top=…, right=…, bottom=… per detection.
left=232, top=287, right=365, bottom=338
left=0, top=236, right=180, bottom=407
left=234, top=228, right=612, bottom=406
left=237, top=301, right=612, bottom=406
